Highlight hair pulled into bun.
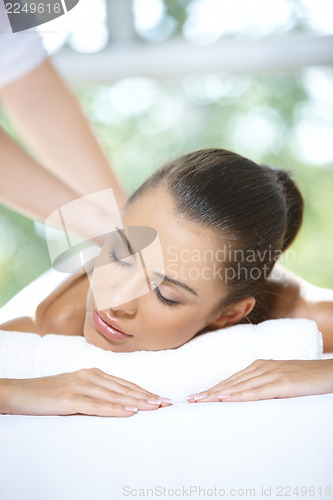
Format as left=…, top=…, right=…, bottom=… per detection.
left=261, top=166, right=304, bottom=252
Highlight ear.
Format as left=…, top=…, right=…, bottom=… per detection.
left=207, top=297, right=256, bottom=330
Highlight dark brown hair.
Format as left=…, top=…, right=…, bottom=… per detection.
left=126, top=148, right=304, bottom=323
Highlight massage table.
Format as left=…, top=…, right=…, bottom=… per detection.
left=0, top=268, right=332, bottom=500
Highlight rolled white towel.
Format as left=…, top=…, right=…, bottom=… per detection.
left=0, top=318, right=323, bottom=402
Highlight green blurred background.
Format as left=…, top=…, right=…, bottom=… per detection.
left=1, top=0, right=333, bottom=307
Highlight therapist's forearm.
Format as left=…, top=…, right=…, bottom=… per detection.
left=0, top=128, right=115, bottom=243
left=0, top=59, right=127, bottom=211
left=0, top=128, right=78, bottom=216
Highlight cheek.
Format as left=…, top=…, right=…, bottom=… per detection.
left=144, top=303, right=208, bottom=343
left=83, top=288, right=98, bottom=339
left=85, top=288, right=94, bottom=313
left=143, top=314, right=194, bottom=350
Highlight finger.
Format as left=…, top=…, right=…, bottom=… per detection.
left=115, top=380, right=171, bottom=404
left=215, top=360, right=315, bottom=393
left=79, top=382, right=165, bottom=411
left=215, top=380, right=287, bottom=402
left=64, top=395, right=140, bottom=417
left=206, top=360, right=267, bottom=390
left=186, top=360, right=272, bottom=401
left=104, top=375, right=158, bottom=396
left=206, top=367, right=272, bottom=394
left=86, top=369, right=164, bottom=400
left=188, top=373, right=279, bottom=402
left=200, top=360, right=313, bottom=398
left=74, top=369, right=172, bottom=407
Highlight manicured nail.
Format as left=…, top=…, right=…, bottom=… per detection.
left=156, top=397, right=173, bottom=404
left=123, top=406, right=138, bottom=412
left=146, top=399, right=161, bottom=405
left=218, top=395, right=231, bottom=400
left=186, top=392, right=208, bottom=401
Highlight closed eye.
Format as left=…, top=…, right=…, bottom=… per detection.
left=110, top=250, right=180, bottom=306
left=154, top=286, right=180, bottom=307
left=109, top=250, right=135, bottom=269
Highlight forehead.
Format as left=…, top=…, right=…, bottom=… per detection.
left=123, top=187, right=213, bottom=253
left=122, top=188, right=224, bottom=295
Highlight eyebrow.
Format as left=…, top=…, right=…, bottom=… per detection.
left=153, top=272, right=198, bottom=297
left=116, top=226, right=198, bottom=297
left=116, top=226, right=135, bottom=255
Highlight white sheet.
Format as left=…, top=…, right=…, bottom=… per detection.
left=0, top=394, right=332, bottom=500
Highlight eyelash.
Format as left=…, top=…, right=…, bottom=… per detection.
left=109, top=251, right=179, bottom=307
left=109, top=250, right=134, bottom=268
left=154, top=286, right=180, bottom=307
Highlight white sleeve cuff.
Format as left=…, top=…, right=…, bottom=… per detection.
left=0, top=30, right=48, bottom=88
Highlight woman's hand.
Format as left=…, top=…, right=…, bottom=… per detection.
left=0, top=368, right=172, bottom=417
left=186, top=359, right=333, bottom=403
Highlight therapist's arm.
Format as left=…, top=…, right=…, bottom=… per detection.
left=0, top=58, right=127, bottom=211
left=0, top=127, right=115, bottom=242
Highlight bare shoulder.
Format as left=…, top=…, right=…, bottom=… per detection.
left=0, top=272, right=90, bottom=337
left=35, top=271, right=90, bottom=336
left=268, top=263, right=333, bottom=352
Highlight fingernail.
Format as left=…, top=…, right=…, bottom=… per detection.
left=186, top=392, right=208, bottom=401
left=218, top=395, right=231, bottom=400
left=124, top=406, right=138, bottom=412
left=156, top=397, right=173, bottom=404
left=146, top=399, right=161, bottom=405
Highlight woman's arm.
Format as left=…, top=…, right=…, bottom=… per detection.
left=0, top=317, right=36, bottom=333
left=186, top=358, right=333, bottom=403
left=0, top=59, right=127, bottom=211
left=187, top=263, right=333, bottom=404
left=0, top=368, right=170, bottom=417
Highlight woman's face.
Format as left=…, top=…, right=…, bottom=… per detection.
left=83, top=187, right=232, bottom=352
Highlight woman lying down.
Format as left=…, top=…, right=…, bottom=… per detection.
left=0, top=149, right=332, bottom=417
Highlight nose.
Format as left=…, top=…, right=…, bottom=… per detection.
left=109, top=298, right=138, bottom=317
left=90, top=255, right=152, bottom=312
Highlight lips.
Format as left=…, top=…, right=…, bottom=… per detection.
left=93, top=310, right=133, bottom=341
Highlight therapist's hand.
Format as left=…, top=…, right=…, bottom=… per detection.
left=0, top=368, right=172, bottom=417
left=186, top=359, right=333, bottom=403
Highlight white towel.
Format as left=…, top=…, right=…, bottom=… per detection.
left=0, top=318, right=323, bottom=402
